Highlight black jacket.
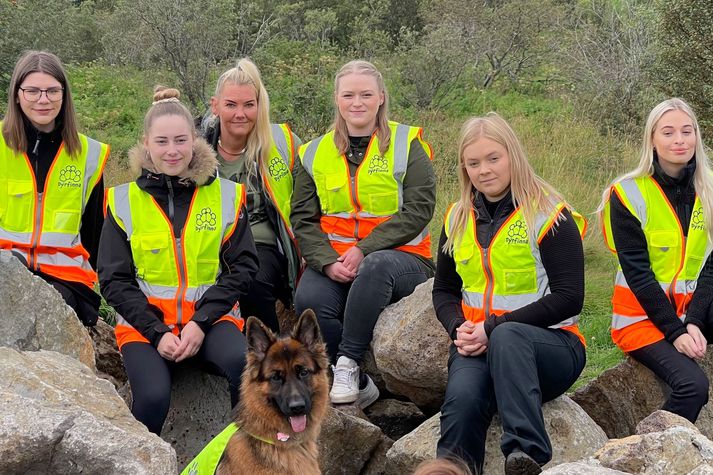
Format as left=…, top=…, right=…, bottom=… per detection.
left=609, top=157, right=713, bottom=343
left=98, top=138, right=259, bottom=346
left=432, top=191, right=585, bottom=340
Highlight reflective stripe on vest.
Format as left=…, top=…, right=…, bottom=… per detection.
left=601, top=175, right=711, bottom=352
left=299, top=121, right=433, bottom=258
left=263, top=123, right=296, bottom=234
left=180, top=423, right=240, bottom=475
left=445, top=201, right=586, bottom=344
left=107, top=178, right=244, bottom=349
left=0, top=128, right=109, bottom=286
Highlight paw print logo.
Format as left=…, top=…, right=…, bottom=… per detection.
left=507, top=220, right=528, bottom=240
left=368, top=155, right=389, bottom=175
left=59, top=165, right=81, bottom=183
left=693, top=207, right=704, bottom=226
left=268, top=156, right=288, bottom=180
left=196, top=207, right=217, bottom=228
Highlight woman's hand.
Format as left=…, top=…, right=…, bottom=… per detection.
left=173, top=321, right=205, bottom=363
left=686, top=323, right=707, bottom=357
left=674, top=326, right=706, bottom=360
left=324, top=262, right=356, bottom=283
left=454, top=321, right=488, bottom=356
left=338, top=246, right=364, bottom=274
left=157, top=332, right=181, bottom=361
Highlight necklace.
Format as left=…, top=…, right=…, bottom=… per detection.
left=218, top=139, right=245, bottom=156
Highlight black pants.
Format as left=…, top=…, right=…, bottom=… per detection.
left=120, top=320, right=247, bottom=435
left=239, top=244, right=288, bottom=333
left=294, top=250, right=432, bottom=363
left=629, top=338, right=710, bottom=423
left=437, top=322, right=586, bottom=474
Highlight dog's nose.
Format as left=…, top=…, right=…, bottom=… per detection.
left=288, top=398, right=306, bottom=415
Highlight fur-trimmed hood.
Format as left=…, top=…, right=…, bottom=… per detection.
left=128, top=136, right=218, bottom=186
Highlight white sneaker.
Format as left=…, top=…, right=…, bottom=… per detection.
left=330, top=356, right=359, bottom=404
left=357, top=374, right=380, bottom=409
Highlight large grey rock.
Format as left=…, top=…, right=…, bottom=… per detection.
left=573, top=353, right=713, bottom=440
left=0, top=348, right=176, bottom=474
left=161, top=360, right=234, bottom=469
left=0, top=251, right=95, bottom=370
left=318, top=406, right=392, bottom=475
left=385, top=395, right=608, bottom=475
left=595, top=426, right=713, bottom=474
left=635, top=410, right=698, bottom=435
left=541, top=461, right=628, bottom=474
left=372, top=279, right=450, bottom=413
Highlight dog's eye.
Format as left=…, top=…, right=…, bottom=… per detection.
left=298, top=367, right=311, bottom=378
left=270, top=373, right=284, bottom=383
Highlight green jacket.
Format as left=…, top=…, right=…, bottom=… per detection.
left=291, top=134, right=436, bottom=273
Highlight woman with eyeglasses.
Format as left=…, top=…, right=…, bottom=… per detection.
left=0, top=51, right=109, bottom=326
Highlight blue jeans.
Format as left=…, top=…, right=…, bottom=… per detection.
left=295, top=249, right=432, bottom=363
left=437, top=322, right=585, bottom=474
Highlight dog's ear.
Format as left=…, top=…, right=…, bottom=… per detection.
left=293, top=309, right=323, bottom=349
left=246, top=316, right=275, bottom=360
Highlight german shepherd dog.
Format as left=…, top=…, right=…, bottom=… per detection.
left=217, top=310, right=329, bottom=475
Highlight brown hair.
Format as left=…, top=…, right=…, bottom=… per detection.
left=2, top=50, right=81, bottom=156
left=143, top=86, right=196, bottom=138
left=332, top=60, right=390, bottom=155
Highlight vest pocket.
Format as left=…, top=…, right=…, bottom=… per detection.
left=503, top=268, right=537, bottom=294
left=367, top=191, right=398, bottom=215
left=136, top=232, right=172, bottom=281
left=196, top=258, right=220, bottom=283
left=321, top=173, right=349, bottom=211
left=52, top=209, right=80, bottom=233
left=4, top=180, right=34, bottom=232
left=649, top=230, right=679, bottom=269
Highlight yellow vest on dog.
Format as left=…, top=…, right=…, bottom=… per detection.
left=181, top=423, right=239, bottom=475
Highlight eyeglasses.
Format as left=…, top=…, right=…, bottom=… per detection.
left=18, top=87, right=64, bottom=102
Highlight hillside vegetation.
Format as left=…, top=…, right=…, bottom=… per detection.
left=2, top=0, right=712, bottom=386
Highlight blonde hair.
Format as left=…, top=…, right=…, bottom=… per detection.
left=597, top=98, right=713, bottom=243
left=209, top=58, right=272, bottom=190
left=332, top=60, right=390, bottom=156
left=143, top=86, right=195, bottom=138
left=444, top=112, right=565, bottom=253
left=2, top=50, right=81, bottom=157
left=412, top=458, right=472, bottom=475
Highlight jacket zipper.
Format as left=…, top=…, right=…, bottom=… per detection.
left=29, top=193, right=44, bottom=270
left=166, top=179, right=187, bottom=328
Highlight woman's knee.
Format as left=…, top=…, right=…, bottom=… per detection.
left=683, top=370, right=710, bottom=405
left=489, top=322, right=531, bottom=348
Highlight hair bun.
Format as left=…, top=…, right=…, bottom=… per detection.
left=152, top=86, right=181, bottom=103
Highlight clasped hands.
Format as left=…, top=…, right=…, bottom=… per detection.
left=673, top=323, right=707, bottom=360
left=454, top=320, right=489, bottom=356
left=324, top=246, right=364, bottom=283
left=157, top=320, right=205, bottom=362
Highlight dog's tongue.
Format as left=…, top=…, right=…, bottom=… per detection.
left=289, top=415, right=307, bottom=433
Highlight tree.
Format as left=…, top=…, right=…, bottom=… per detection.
left=558, top=0, right=657, bottom=132
left=101, top=0, right=240, bottom=110
left=656, top=0, right=713, bottom=135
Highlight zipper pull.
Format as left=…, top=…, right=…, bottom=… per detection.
left=32, top=136, right=40, bottom=155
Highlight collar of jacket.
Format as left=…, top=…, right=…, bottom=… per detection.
left=128, top=136, right=218, bottom=188
left=652, top=154, right=696, bottom=189
left=473, top=190, right=515, bottom=223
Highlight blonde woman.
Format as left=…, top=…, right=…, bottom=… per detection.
left=432, top=113, right=586, bottom=475
left=203, top=58, right=301, bottom=333
left=291, top=60, right=436, bottom=409
left=600, top=98, right=713, bottom=423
